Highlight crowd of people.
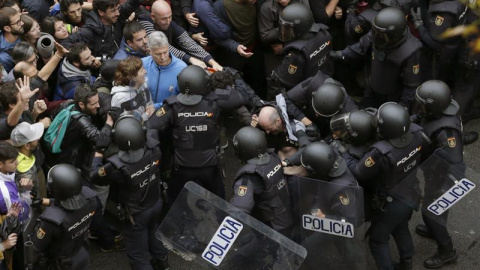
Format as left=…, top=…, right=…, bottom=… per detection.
left=0, top=0, right=478, bottom=269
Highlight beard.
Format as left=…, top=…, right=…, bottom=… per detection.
left=78, top=62, right=92, bottom=71
left=11, top=27, right=24, bottom=36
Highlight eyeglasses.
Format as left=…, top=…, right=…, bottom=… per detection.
left=26, top=55, right=39, bottom=65
left=10, top=18, right=22, bottom=26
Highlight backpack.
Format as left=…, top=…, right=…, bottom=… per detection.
left=43, top=104, right=80, bottom=154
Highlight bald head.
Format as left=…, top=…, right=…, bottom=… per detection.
left=258, top=106, right=283, bottom=135
left=151, top=0, right=172, bottom=30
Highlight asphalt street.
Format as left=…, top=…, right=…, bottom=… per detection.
left=89, top=118, right=480, bottom=270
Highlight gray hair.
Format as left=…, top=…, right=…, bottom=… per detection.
left=12, top=42, right=35, bottom=64
left=147, top=31, right=169, bottom=50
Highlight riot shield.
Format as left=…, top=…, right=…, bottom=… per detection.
left=156, top=181, right=307, bottom=269
left=390, top=153, right=479, bottom=249
left=288, top=175, right=366, bottom=270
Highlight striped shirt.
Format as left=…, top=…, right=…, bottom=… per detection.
left=139, top=20, right=212, bottom=64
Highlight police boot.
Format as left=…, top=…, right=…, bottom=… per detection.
left=151, top=256, right=170, bottom=270
left=463, top=131, right=478, bottom=145
left=424, top=249, right=458, bottom=269
left=394, top=258, right=412, bottom=270
left=415, top=224, right=433, bottom=239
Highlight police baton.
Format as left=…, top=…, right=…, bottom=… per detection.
left=24, top=240, right=35, bottom=270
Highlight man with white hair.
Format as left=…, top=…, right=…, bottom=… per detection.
left=142, top=31, right=187, bottom=109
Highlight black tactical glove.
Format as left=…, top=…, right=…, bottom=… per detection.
left=346, top=1, right=357, bottom=15
left=331, top=139, right=349, bottom=154
left=410, top=7, right=423, bottom=29
left=30, top=187, right=43, bottom=208
left=305, top=123, right=320, bottom=138
left=330, top=50, right=345, bottom=61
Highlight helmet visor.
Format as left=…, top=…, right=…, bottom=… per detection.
left=279, top=18, right=295, bottom=42
left=372, top=29, right=391, bottom=49
left=330, top=113, right=351, bottom=140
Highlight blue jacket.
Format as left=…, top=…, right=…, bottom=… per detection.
left=142, top=54, right=186, bottom=109
left=0, top=31, right=20, bottom=73
left=192, top=0, right=231, bottom=41
left=113, top=39, right=148, bottom=60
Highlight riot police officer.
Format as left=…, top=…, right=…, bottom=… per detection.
left=230, top=126, right=295, bottom=237
left=147, top=65, right=245, bottom=201
left=310, top=80, right=358, bottom=137
left=300, top=142, right=361, bottom=223
left=410, top=0, right=467, bottom=83
left=330, top=109, right=377, bottom=220
left=90, top=115, right=168, bottom=270
left=285, top=73, right=358, bottom=138
left=296, top=142, right=363, bottom=269
left=30, top=164, right=99, bottom=270
left=343, top=102, right=426, bottom=269
left=412, top=80, right=463, bottom=269
left=330, top=109, right=376, bottom=160
left=268, top=3, right=333, bottom=100
left=333, top=8, right=422, bottom=109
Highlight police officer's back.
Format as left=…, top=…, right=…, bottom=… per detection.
left=30, top=164, right=99, bottom=270
left=148, top=65, right=245, bottom=200
left=230, top=126, right=294, bottom=237
left=344, top=102, right=426, bottom=269
left=268, top=3, right=333, bottom=99
left=412, top=80, right=464, bottom=269
left=90, top=115, right=168, bottom=270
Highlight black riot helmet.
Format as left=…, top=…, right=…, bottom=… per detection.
left=372, top=7, right=408, bottom=50
left=47, top=164, right=85, bottom=210
left=415, top=80, right=453, bottom=118
left=330, top=110, right=375, bottom=145
left=113, top=115, right=146, bottom=163
left=373, top=102, right=411, bottom=147
left=233, top=126, right=268, bottom=163
left=279, top=3, right=314, bottom=42
left=177, top=65, right=210, bottom=105
left=312, top=81, right=346, bottom=117
left=301, top=142, right=347, bottom=178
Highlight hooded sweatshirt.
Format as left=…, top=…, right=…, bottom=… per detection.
left=0, top=171, right=29, bottom=220
left=111, top=82, right=153, bottom=121
left=54, top=59, right=95, bottom=100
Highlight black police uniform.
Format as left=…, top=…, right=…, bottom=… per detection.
left=288, top=78, right=358, bottom=138
left=417, top=0, right=467, bottom=82
left=314, top=167, right=362, bottom=226
left=230, top=150, right=294, bottom=236
left=341, top=30, right=422, bottom=108
left=148, top=90, right=244, bottom=201
left=90, top=130, right=167, bottom=269
left=420, top=112, right=465, bottom=253
left=296, top=164, right=363, bottom=269
left=31, top=187, right=98, bottom=270
left=269, top=23, right=333, bottom=98
left=345, top=8, right=377, bottom=45
left=344, top=123, right=425, bottom=269
left=369, top=34, right=422, bottom=108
